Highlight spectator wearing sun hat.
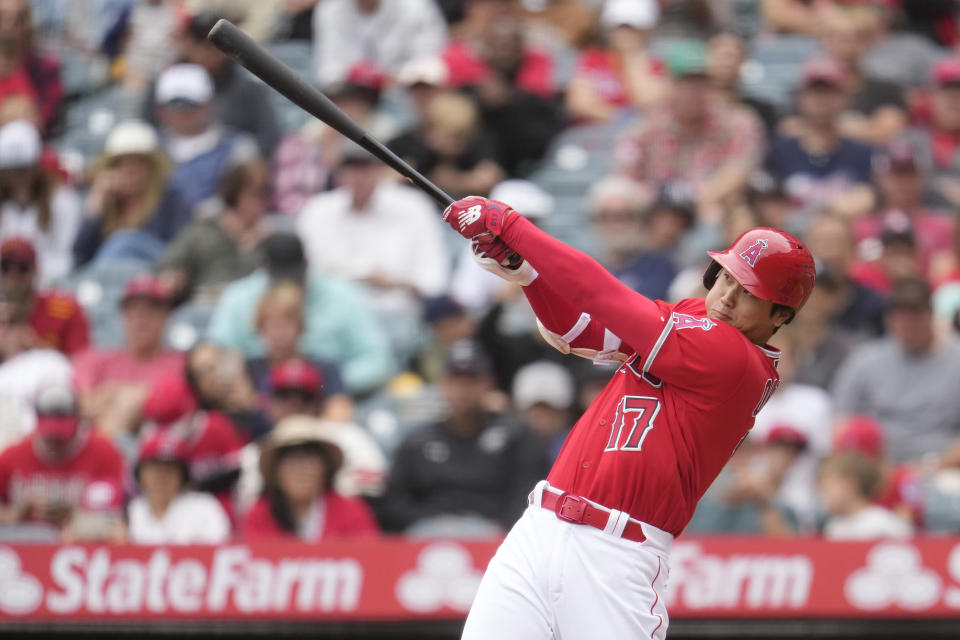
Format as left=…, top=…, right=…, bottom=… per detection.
left=241, top=415, right=379, bottom=540
left=126, top=428, right=231, bottom=544
left=72, top=275, right=185, bottom=438
left=73, top=119, right=191, bottom=267
left=0, top=119, right=81, bottom=284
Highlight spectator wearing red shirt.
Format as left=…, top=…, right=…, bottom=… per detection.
left=0, top=0, right=61, bottom=137
left=0, top=384, right=124, bottom=541
left=566, top=0, right=666, bottom=123
left=242, top=415, right=378, bottom=541
left=72, top=275, right=184, bottom=438
left=0, top=236, right=88, bottom=355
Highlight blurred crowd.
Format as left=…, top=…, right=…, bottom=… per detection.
left=2, top=0, right=960, bottom=545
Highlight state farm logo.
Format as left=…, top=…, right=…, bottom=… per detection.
left=395, top=543, right=483, bottom=613
left=0, top=547, right=42, bottom=615
left=845, top=543, right=941, bottom=611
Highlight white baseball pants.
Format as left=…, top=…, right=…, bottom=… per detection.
left=462, top=481, right=672, bottom=640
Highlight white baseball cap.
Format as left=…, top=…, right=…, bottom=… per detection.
left=600, top=0, right=659, bottom=31
left=397, top=56, right=449, bottom=88
left=0, top=119, right=41, bottom=169
left=489, top=179, right=554, bottom=220
left=104, top=120, right=159, bottom=157
left=512, top=361, right=575, bottom=411
left=156, top=63, right=214, bottom=105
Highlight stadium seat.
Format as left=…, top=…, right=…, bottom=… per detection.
left=165, top=302, right=217, bottom=351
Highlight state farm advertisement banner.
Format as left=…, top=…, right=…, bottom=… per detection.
left=1, top=537, right=960, bottom=622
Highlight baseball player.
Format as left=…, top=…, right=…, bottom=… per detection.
left=441, top=196, right=815, bottom=640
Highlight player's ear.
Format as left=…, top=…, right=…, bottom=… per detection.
left=770, top=304, right=795, bottom=330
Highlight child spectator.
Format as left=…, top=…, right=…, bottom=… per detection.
left=819, top=452, right=914, bottom=540
left=242, top=415, right=379, bottom=540
left=126, top=428, right=231, bottom=544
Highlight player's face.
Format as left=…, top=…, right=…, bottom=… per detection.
left=705, top=268, right=789, bottom=345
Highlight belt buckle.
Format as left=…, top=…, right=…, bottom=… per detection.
left=556, top=493, right=587, bottom=524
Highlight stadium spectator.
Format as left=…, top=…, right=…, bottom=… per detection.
left=271, top=61, right=388, bottom=216
left=416, top=295, right=477, bottom=383
left=832, top=278, right=960, bottom=464
left=861, top=2, right=945, bottom=92
left=0, top=0, right=61, bottom=137
left=446, top=9, right=562, bottom=175
left=380, top=340, right=545, bottom=536
left=0, top=384, right=124, bottom=541
left=0, top=237, right=88, bottom=356
left=761, top=0, right=836, bottom=35
left=766, top=58, right=876, bottom=221
left=73, top=275, right=184, bottom=438
left=73, top=120, right=190, bottom=267
left=395, top=56, right=448, bottom=128
left=296, top=141, right=450, bottom=362
left=313, top=0, right=447, bottom=86
left=154, top=63, right=260, bottom=220
left=388, top=90, right=504, bottom=199
left=245, top=284, right=352, bottom=421
left=126, top=429, right=231, bottom=544
left=908, top=58, right=960, bottom=210
left=706, top=32, right=779, bottom=135
left=207, top=233, right=395, bottom=395
left=613, top=40, right=763, bottom=222
left=849, top=213, right=923, bottom=296
left=119, top=0, right=179, bottom=92
left=183, top=0, right=280, bottom=43
left=242, top=415, right=379, bottom=540
left=853, top=140, right=955, bottom=283
left=156, top=161, right=269, bottom=303
left=0, top=120, right=80, bottom=283
left=805, top=213, right=886, bottom=336
left=744, top=169, right=792, bottom=231
left=449, top=179, right=553, bottom=311
left=818, top=452, right=914, bottom=540
left=818, top=5, right=908, bottom=144
left=565, top=0, right=666, bottom=123
left=512, top=360, right=574, bottom=467
left=0, top=293, right=72, bottom=449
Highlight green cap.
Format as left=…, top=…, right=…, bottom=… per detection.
left=663, top=40, right=708, bottom=78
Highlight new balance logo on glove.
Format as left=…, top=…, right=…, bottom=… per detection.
left=458, top=205, right=483, bottom=233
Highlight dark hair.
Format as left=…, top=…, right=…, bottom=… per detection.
left=0, top=168, right=58, bottom=231
left=266, top=443, right=336, bottom=534
left=218, top=161, right=268, bottom=209
left=820, top=452, right=883, bottom=499
left=771, top=303, right=795, bottom=333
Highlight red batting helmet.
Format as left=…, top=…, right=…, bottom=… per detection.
left=702, top=227, right=816, bottom=310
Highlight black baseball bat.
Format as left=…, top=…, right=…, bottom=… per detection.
left=206, top=19, right=454, bottom=207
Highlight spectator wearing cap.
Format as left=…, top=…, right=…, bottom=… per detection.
left=612, top=40, right=763, bottom=222
left=0, top=0, right=61, bottom=137
left=73, top=274, right=185, bottom=437
left=705, top=33, right=779, bottom=136
left=388, top=89, right=504, bottom=199
left=156, top=160, right=270, bottom=303
left=450, top=179, right=553, bottom=311
left=833, top=277, right=960, bottom=464
left=126, top=429, right=231, bottom=544
left=0, top=236, right=88, bottom=356
left=242, top=415, right=379, bottom=540
left=565, top=0, right=667, bottom=123
left=443, top=6, right=561, bottom=175
left=381, top=339, right=544, bottom=535
left=765, top=58, right=876, bottom=222
left=73, top=120, right=191, bottom=267
left=143, top=11, right=281, bottom=156
left=244, top=281, right=352, bottom=422
left=297, top=140, right=451, bottom=359
left=416, top=295, right=477, bottom=383
left=818, top=451, right=913, bottom=540
left=313, top=0, right=446, bottom=86
left=848, top=211, right=923, bottom=296
left=0, top=384, right=125, bottom=541
left=0, top=291, right=72, bottom=449
left=396, top=56, right=449, bottom=128
left=833, top=415, right=924, bottom=528
left=271, top=61, right=391, bottom=216
left=512, top=360, right=575, bottom=466
left=905, top=58, right=960, bottom=210
left=0, top=119, right=80, bottom=283
left=154, top=63, right=260, bottom=220
left=207, top=232, right=394, bottom=395
left=817, top=6, right=907, bottom=145
left=745, top=170, right=791, bottom=230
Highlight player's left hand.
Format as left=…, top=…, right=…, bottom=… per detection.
left=442, top=196, right=516, bottom=240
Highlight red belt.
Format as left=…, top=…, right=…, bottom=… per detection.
left=538, top=491, right=647, bottom=543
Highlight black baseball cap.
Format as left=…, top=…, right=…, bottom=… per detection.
left=886, top=277, right=931, bottom=312
left=262, top=233, right=306, bottom=282
left=444, top=339, right=493, bottom=376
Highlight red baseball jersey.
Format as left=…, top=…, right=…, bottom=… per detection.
left=29, top=290, right=90, bottom=356
left=501, top=216, right=782, bottom=536
left=0, top=430, right=124, bottom=522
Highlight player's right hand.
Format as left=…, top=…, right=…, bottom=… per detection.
left=472, top=236, right=538, bottom=285
left=442, top=196, right=517, bottom=240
